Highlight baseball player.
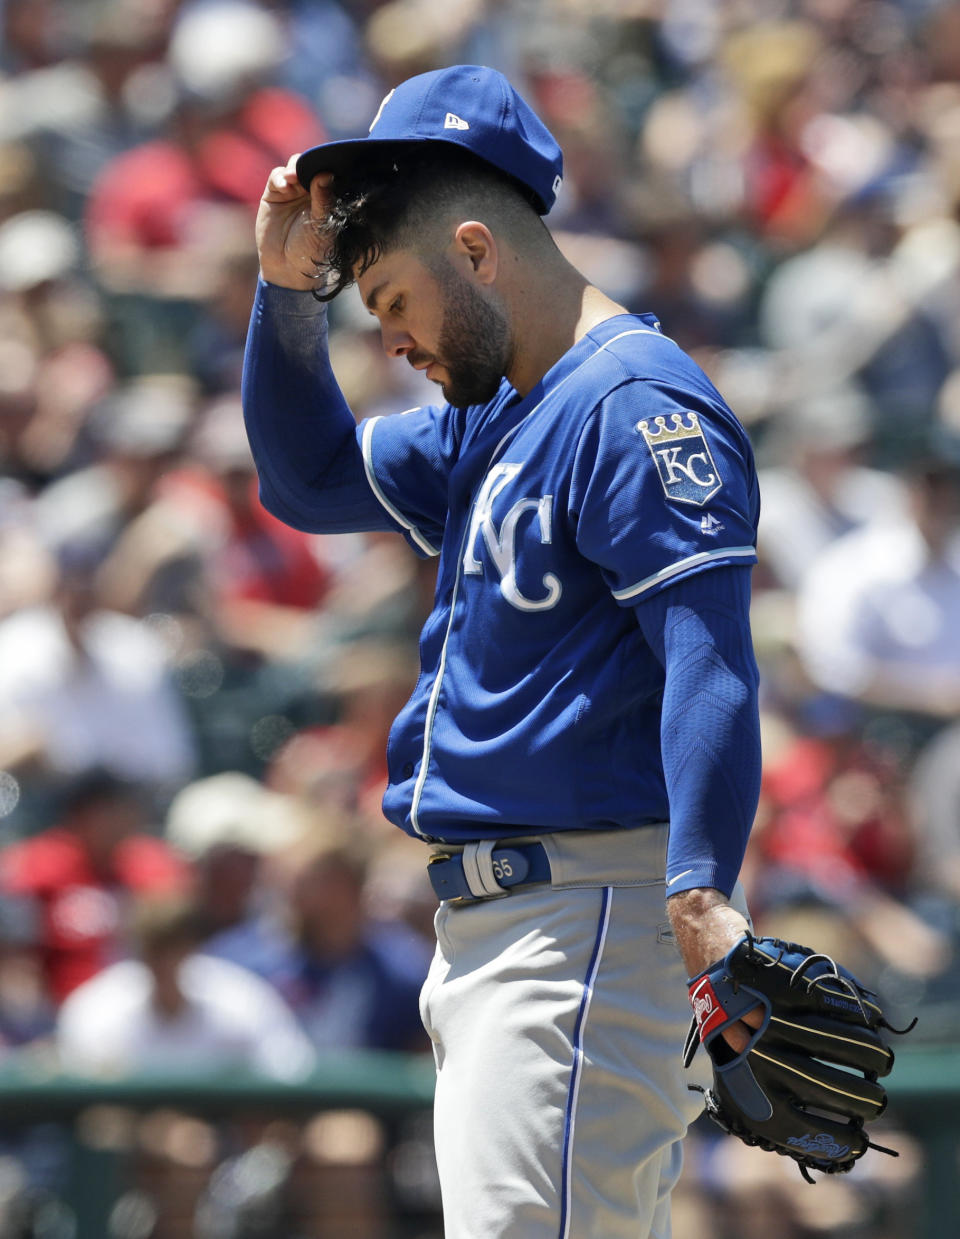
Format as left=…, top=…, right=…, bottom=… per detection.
left=243, top=66, right=762, bottom=1239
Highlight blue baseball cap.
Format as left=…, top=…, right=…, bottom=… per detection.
left=295, top=65, right=564, bottom=215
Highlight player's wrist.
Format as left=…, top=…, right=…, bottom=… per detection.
left=258, top=265, right=321, bottom=292
left=667, top=887, right=750, bottom=979
left=255, top=277, right=329, bottom=316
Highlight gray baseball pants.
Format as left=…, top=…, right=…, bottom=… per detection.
left=420, top=826, right=746, bottom=1238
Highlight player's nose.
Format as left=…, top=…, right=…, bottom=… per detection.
left=381, top=324, right=415, bottom=360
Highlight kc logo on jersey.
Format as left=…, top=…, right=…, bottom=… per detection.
left=463, top=463, right=562, bottom=613
left=638, top=412, right=722, bottom=507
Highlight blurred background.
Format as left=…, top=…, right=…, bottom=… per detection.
left=0, top=0, right=959, bottom=1235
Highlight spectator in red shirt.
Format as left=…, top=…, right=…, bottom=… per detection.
left=103, top=395, right=332, bottom=663
left=80, top=3, right=323, bottom=375
left=83, top=1, right=323, bottom=304
left=191, top=397, right=331, bottom=619
left=0, top=770, right=189, bottom=1004
left=749, top=726, right=950, bottom=980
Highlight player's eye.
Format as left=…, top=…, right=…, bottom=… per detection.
left=389, top=296, right=404, bottom=315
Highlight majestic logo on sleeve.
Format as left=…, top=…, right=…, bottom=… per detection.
left=638, top=412, right=723, bottom=507
left=463, top=463, right=562, bottom=612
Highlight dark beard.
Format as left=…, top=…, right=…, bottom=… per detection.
left=432, top=265, right=511, bottom=408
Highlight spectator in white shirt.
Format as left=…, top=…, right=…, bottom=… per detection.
left=0, top=541, right=195, bottom=799
left=757, top=386, right=906, bottom=590
left=56, top=896, right=315, bottom=1082
left=797, top=457, right=960, bottom=717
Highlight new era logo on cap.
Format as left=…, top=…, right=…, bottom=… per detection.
left=296, top=65, right=565, bottom=215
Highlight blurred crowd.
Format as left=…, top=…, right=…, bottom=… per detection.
left=2, top=0, right=960, bottom=1235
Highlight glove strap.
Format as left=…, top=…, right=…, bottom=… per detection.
left=684, top=940, right=771, bottom=1066
left=688, top=973, right=730, bottom=1043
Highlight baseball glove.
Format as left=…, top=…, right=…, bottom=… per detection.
left=683, top=933, right=915, bottom=1182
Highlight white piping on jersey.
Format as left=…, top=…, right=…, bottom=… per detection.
left=410, top=514, right=473, bottom=834
left=612, top=545, right=756, bottom=601
left=409, top=326, right=666, bottom=836
left=361, top=416, right=440, bottom=558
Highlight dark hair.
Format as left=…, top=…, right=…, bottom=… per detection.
left=132, top=896, right=205, bottom=957
left=312, top=144, right=541, bottom=302
left=60, top=767, right=139, bottom=816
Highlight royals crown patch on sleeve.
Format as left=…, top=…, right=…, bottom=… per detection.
left=637, top=412, right=723, bottom=506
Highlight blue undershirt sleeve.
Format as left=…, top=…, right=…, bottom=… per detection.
left=241, top=279, right=400, bottom=534
left=632, top=563, right=761, bottom=898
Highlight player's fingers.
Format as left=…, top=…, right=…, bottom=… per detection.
left=310, top=171, right=333, bottom=218
left=720, top=1003, right=765, bottom=1054
left=742, top=1004, right=765, bottom=1029
left=720, top=1021, right=752, bottom=1053
left=263, top=159, right=307, bottom=201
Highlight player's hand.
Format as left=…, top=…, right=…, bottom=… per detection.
left=667, top=886, right=764, bottom=1053
left=256, top=155, right=333, bottom=290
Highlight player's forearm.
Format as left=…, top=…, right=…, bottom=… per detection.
left=634, top=566, right=762, bottom=899
left=241, top=279, right=388, bottom=534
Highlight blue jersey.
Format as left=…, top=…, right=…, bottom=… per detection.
left=358, top=315, right=758, bottom=840
left=243, top=284, right=761, bottom=890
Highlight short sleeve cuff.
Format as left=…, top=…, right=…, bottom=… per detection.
left=612, top=546, right=757, bottom=604
left=360, top=417, right=441, bottom=557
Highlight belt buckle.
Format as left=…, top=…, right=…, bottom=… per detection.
left=427, top=852, right=473, bottom=906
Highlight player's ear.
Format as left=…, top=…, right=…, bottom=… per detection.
left=452, top=221, right=498, bottom=284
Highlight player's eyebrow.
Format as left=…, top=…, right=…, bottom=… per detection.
left=364, top=281, right=391, bottom=314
